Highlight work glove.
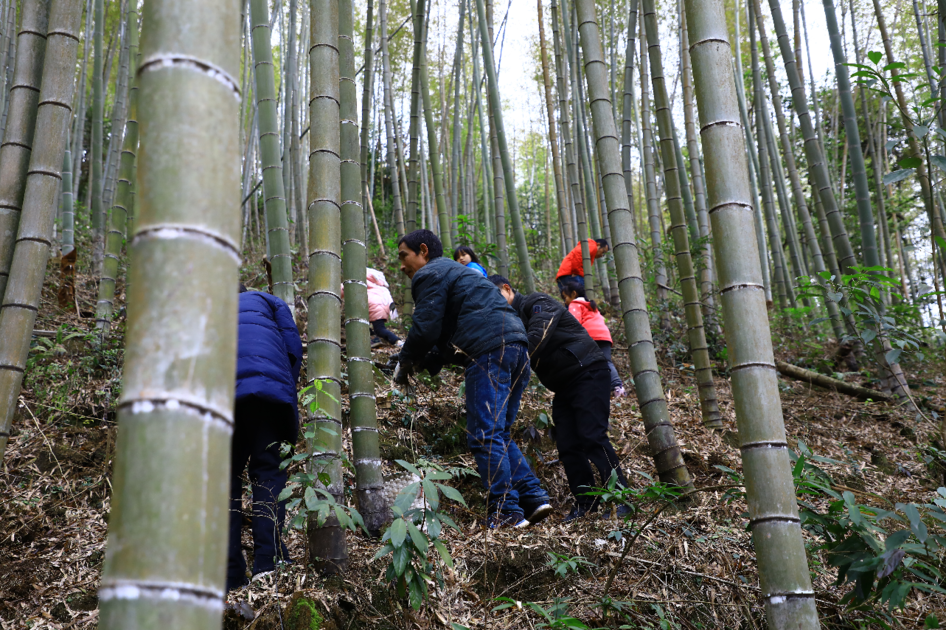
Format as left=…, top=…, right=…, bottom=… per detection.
left=393, top=361, right=412, bottom=385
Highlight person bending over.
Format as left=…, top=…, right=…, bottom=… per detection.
left=560, top=277, right=625, bottom=398
left=228, top=285, right=303, bottom=591
left=555, top=238, right=609, bottom=293
left=453, top=245, right=487, bottom=277
left=394, top=229, right=552, bottom=529
left=366, top=267, right=400, bottom=345
left=489, top=275, right=629, bottom=523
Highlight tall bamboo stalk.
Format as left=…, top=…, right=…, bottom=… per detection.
left=449, top=0, right=466, bottom=236
left=97, top=0, right=239, bottom=622
left=339, top=0, right=383, bottom=537
left=359, top=0, right=374, bottom=240
left=406, top=0, right=424, bottom=231
left=821, top=0, right=880, bottom=270
left=638, top=27, right=669, bottom=328
left=0, top=0, right=49, bottom=302
left=417, top=2, right=452, bottom=250
left=764, top=0, right=857, bottom=276
left=749, top=0, right=842, bottom=337
left=94, top=3, right=139, bottom=336
left=0, top=0, right=80, bottom=461
left=684, top=0, right=819, bottom=625
left=474, top=0, right=534, bottom=291
left=249, top=0, right=294, bottom=308
left=621, top=0, right=640, bottom=260
left=61, top=149, right=74, bottom=255
left=379, top=0, right=404, bottom=237
left=90, top=0, right=104, bottom=265
left=554, top=0, right=594, bottom=297
left=538, top=0, right=571, bottom=252
left=642, top=0, right=721, bottom=429
left=679, top=9, right=715, bottom=314
left=306, top=0, right=347, bottom=574
left=575, top=0, right=694, bottom=488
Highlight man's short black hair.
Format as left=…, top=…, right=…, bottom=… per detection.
left=594, top=238, right=610, bottom=249
left=398, top=229, right=443, bottom=259
left=487, top=274, right=512, bottom=289
left=239, top=283, right=248, bottom=293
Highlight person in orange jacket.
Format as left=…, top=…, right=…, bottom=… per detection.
left=560, top=277, right=625, bottom=398
left=555, top=238, right=609, bottom=293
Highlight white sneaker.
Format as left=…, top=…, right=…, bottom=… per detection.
left=395, top=339, right=405, bottom=349
left=613, top=386, right=626, bottom=398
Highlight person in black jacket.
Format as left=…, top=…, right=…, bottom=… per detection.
left=394, top=229, right=552, bottom=529
left=489, top=275, right=629, bottom=522
left=228, top=286, right=303, bottom=591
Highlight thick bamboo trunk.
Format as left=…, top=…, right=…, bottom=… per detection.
left=339, top=0, right=383, bottom=537
left=683, top=0, right=820, bottom=625
left=249, top=0, right=294, bottom=309
left=0, top=0, right=80, bottom=460
left=575, top=0, right=694, bottom=489
left=94, top=4, right=139, bottom=336
left=405, top=0, right=423, bottom=231
left=359, top=0, right=374, bottom=241
left=306, top=0, right=347, bottom=575
left=642, top=0, right=721, bottom=429
left=97, top=0, right=239, bottom=623
left=0, top=0, right=49, bottom=302
left=776, top=361, right=891, bottom=401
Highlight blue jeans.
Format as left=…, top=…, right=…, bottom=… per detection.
left=465, top=343, right=550, bottom=515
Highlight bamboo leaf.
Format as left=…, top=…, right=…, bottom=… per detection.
left=913, top=125, right=929, bottom=139
left=867, top=51, right=883, bottom=64
left=885, top=348, right=902, bottom=365
left=881, top=61, right=906, bottom=71
left=885, top=139, right=900, bottom=152
left=899, top=157, right=922, bottom=168
left=389, top=517, right=407, bottom=548
left=883, top=169, right=915, bottom=184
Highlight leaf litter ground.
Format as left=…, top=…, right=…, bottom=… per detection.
left=1, top=262, right=944, bottom=628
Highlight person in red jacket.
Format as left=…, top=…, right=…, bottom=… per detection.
left=560, top=277, right=625, bottom=398
left=555, top=238, right=609, bottom=293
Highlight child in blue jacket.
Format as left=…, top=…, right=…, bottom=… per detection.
left=453, top=245, right=487, bottom=277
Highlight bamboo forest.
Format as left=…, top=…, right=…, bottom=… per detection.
left=3, top=0, right=946, bottom=627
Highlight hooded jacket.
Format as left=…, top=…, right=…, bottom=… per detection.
left=236, top=291, right=304, bottom=441
left=567, top=298, right=612, bottom=343
left=510, top=292, right=606, bottom=392
left=398, top=257, right=527, bottom=370
left=366, top=268, right=394, bottom=321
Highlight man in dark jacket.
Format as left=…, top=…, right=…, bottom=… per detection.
left=394, top=229, right=552, bottom=529
left=489, top=275, right=629, bottom=522
left=228, top=286, right=303, bottom=591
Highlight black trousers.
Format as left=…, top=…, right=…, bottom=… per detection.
left=227, top=398, right=292, bottom=591
left=552, top=364, right=628, bottom=507
left=595, top=340, right=624, bottom=391
left=371, top=319, right=400, bottom=344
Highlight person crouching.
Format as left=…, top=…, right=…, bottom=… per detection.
left=489, top=275, right=629, bottom=522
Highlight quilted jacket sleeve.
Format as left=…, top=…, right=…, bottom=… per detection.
left=399, top=264, right=446, bottom=368
left=273, top=296, right=303, bottom=384
left=519, top=293, right=562, bottom=358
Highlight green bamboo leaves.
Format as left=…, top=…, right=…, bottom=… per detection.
left=683, top=0, right=819, bottom=626
left=98, top=0, right=241, bottom=625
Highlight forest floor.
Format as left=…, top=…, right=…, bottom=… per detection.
left=1, top=257, right=945, bottom=629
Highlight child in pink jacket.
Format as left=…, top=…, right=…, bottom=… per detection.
left=367, top=268, right=400, bottom=345
left=560, top=278, right=625, bottom=397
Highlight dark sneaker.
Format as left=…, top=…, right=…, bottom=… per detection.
left=600, top=504, right=634, bottom=520
left=486, top=512, right=529, bottom=529
left=563, top=504, right=597, bottom=523
left=523, top=503, right=554, bottom=526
